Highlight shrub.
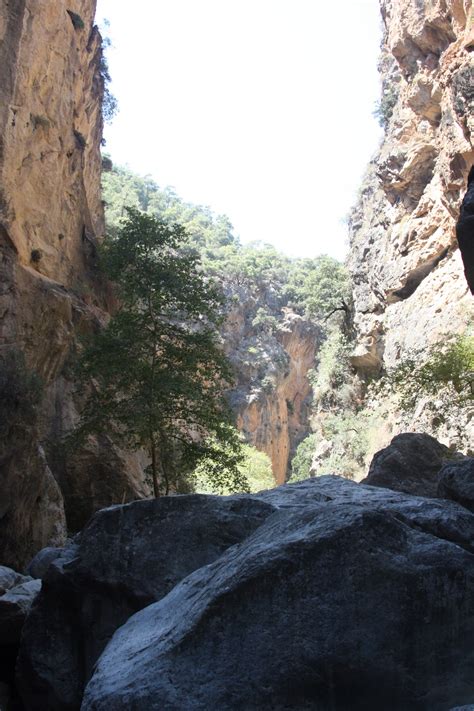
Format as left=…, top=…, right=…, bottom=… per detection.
left=374, top=82, right=399, bottom=129
left=193, top=443, right=273, bottom=495
left=289, top=433, right=318, bottom=482
left=390, top=334, right=474, bottom=410
left=310, top=330, right=353, bottom=408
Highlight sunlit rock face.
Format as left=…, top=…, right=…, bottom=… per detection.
left=347, top=0, right=474, bottom=448
left=223, top=288, right=320, bottom=485
left=0, top=0, right=149, bottom=567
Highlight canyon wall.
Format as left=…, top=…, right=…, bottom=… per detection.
left=0, top=0, right=149, bottom=569
left=223, top=290, right=319, bottom=485
left=347, top=0, right=474, bottom=454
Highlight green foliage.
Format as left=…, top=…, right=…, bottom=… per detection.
left=289, top=433, right=318, bottom=482
left=74, top=207, right=246, bottom=497
left=251, top=307, right=278, bottom=333
left=99, top=34, right=118, bottom=124
left=390, top=334, right=474, bottom=410
left=310, top=330, right=353, bottom=408
left=101, top=165, right=349, bottom=321
left=0, top=350, right=42, bottom=444
left=373, top=81, right=399, bottom=129
left=194, top=441, right=273, bottom=494
left=284, top=255, right=351, bottom=320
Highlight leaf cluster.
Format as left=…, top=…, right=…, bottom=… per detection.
left=390, top=334, right=474, bottom=411
left=75, top=208, right=245, bottom=495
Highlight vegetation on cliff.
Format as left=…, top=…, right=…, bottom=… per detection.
left=74, top=208, right=247, bottom=497
left=102, top=164, right=349, bottom=320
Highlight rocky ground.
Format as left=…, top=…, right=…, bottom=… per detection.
left=1, top=434, right=473, bottom=710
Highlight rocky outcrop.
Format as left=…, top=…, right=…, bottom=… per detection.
left=79, top=476, right=474, bottom=711
left=0, top=566, right=40, bottom=710
left=438, top=457, right=474, bottom=511
left=17, top=495, right=275, bottom=710
left=224, top=291, right=320, bottom=484
left=456, top=164, right=474, bottom=292
left=0, top=0, right=150, bottom=566
left=361, top=431, right=463, bottom=496
left=347, top=0, right=474, bottom=450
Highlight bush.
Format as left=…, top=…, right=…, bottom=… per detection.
left=310, top=330, right=353, bottom=408
left=193, top=443, right=273, bottom=494
left=374, top=82, right=399, bottom=129
left=289, top=433, right=318, bottom=482
left=390, top=334, right=474, bottom=410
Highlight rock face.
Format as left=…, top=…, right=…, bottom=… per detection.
left=81, top=476, right=474, bottom=711
left=0, top=566, right=40, bottom=709
left=17, top=495, right=275, bottom=710
left=0, top=0, right=149, bottom=567
left=347, top=0, right=474, bottom=449
left=225, top=291, right=320, bottom=484
left=456, top=165, right=474, bottom=293
left=438, top=457, right=474, bottom=511
left=362, top=431, right=462, bottom=496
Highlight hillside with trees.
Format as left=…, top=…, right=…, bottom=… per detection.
left=102, top=163, right=350, bottom=483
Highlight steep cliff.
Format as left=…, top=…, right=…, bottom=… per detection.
left=102, top=166, right=326, bottom=486
left=0, top=1, right=148, bottom=569
left=346, top=0, right=474, bottom=453
left=224, top=291, right=320, bottom=485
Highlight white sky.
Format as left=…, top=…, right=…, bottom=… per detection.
left=96, top=0, right=383, bottom=260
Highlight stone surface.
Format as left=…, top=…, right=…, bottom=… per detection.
left=0, top=567, right=28, bottom=597
left=438, top=457, right=474, bottom=512
left=26, top=547, right=64, bottom=580
left=361, top=432, right=461, bottom=497
left=456, top=165, right=474, bottom=293
left=347, top=0, right=474, bottom=452
left=82, top=477, right=474, bottom=711
left=0, top=0, right=151, bottom=564
left=0, top=580, right=41, bottom=647
left=225, top=295, right=320, bottom=485
left=0, top=571, right=40, bottom=710
left=17, top=494, right=276, bottom=710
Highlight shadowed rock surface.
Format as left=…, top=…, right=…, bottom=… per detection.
left=17, top=494, right=275, bottom=710
left=79, top=476, right=474, bottom=711
left=0, top=568, right=40, bottom=711
left=361, top=432, right=461, bottom=497
left=456, top=166, right=474, bottom=294
left=438, top=458, right=474, bottom=513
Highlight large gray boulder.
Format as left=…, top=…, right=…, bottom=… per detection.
left=0, top=579, right=41, bottom=646
left=438, top=458, right=474, bottom=512
left=0, top=568, right=40, bottom=711
left=362, top=432, right=461, bottom=497
left=17, top=494, right=275, bottom=711
left=82, top=477, right=474, bottom=711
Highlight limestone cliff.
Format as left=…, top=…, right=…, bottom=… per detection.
left=223, top=287, right=319, bottom=485
left=0, top=1, right=148, bottom=569
left=347, top=0, right=474, bottom=454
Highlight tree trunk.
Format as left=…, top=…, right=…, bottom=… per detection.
left=151, top=442, right=160, bottom=498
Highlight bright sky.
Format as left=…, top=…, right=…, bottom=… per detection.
left=96, top=0, right=383, bottom=260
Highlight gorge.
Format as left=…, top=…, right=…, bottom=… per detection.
left=0, top=0, right=473, bottom=709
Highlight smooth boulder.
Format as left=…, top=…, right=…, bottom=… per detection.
left=83, top=477, right=474, bottom=711
left=362, top=432, right=461, bottom=497
left=17, top=494, right=276, bottom=710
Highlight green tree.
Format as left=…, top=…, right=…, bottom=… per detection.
left=194, top=440, right=274, bottom=494
left=75, top=208, right=247, bottom=497
left=289, top=433, right=318, bottom=482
